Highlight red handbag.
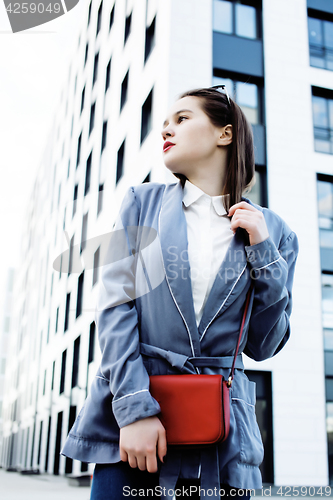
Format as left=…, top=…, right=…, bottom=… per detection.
left=149, top=285, right=253, bottom=446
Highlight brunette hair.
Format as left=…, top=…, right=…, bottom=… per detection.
left=174, top=87, right=255, bottom=212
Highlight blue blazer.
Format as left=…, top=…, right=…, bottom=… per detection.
left=61, top=181, right=299, bottom=495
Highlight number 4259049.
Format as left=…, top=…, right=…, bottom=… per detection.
left=6, top=3, right=61, bottom=14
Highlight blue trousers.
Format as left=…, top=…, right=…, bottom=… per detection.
left=90, top=462, right=251, bottom=499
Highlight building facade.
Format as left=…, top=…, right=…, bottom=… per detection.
left=1, top=0, right=332, bottom=487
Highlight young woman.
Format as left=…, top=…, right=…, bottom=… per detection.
left=61, top=87, right=299, bottom=499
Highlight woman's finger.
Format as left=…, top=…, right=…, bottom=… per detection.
left=228, top=202, right=258, bottom=216
left=136, top=454, right=147, bottom=471
left=146, top=449, right=158, bottom=473
left=119, top=447, right=128, bottom=463
left=157, top=427, right=167, bottom=464
left=127, top=454, right=138, bottom=469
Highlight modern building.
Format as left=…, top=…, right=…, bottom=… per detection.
left=1, top=0, right=333, bottom=487
left=0, top=268, right=15, bottom=465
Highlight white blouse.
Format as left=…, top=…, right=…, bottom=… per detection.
left=182, top=180, right=234, bottom=326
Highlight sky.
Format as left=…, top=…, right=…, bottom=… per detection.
left=0, top=0, right=87, bottom=323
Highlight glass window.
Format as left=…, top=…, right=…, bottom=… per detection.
left=325, top=329, right=333, bottom=351
left=324, top=21, right=333, bottom=50
left=235, top=3, right=256, bottom=39
left=326, top=402, right=333, bottom=483
left=320, top=229, right=333, bottom=272
left=213, top=0, right=258, bottom=39
left=312, top=94, right=333, bottom=154
left=213, top=0, right=232, bottom=34
left=313, top=96, right=328, bottom=128
left=318, top=180, right=333, bottom=217
left=309, top=17, right=323, bottom=46
left=236, top=81, right=258, bottom=123
left=320, top=229, right=333, bottom=247
left=322, top=275, right=333, bottom=328
left=308, top=16, right=333, bottom=71
left=213, top=75, right=260, bottom=124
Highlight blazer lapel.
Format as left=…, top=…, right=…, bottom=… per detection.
left=198, top=226, right=250, bottom=340
left=158, top=182, right=201, bottom=357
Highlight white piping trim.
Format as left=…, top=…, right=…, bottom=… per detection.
left=253, top=256, right=281, bottom=271
left=200, top=264, right=247, bottom=342
left=113, top=389, right=149, bottom=403
left=95, top=375, right=109, bottom=382
left=232, top=397, right=255, bottom=408
left=158, top=186, right=196, bottom=361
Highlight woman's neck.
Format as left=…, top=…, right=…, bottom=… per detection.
left=185, top=176, right=225, bottom=197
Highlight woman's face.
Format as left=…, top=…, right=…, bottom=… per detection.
left=161, top=96, right=228, bottom=178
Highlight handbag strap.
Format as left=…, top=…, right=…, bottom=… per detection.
left=227, top=282, right=254, bottom=388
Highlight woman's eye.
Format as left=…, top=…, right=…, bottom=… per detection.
left=177, top=116, right=188, bottom=123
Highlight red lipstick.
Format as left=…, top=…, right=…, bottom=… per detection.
left=163, top=141, right=175, bottom=152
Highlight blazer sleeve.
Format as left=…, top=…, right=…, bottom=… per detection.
left=243, top=228, right=299, bottom=361
left=94, top=186, right=161, bottom=428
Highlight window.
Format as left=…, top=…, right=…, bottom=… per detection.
left=312, top=88, right=333, bottom=154
left=71, top=336, right=81, bottom=388
left=105, top=58, right=111, bottom=92
left=88, top=322, right=96, bottom=363
left=247, top=166, right=267, bottom=207
left=37, top=421, right=43, bottom=466
left=76, top=132, right=82, bottom=167
left=98, top=184, right=104, bottom=215
left=318, top=175, right=333, bottom=274
left=89, top=102, right=96, bottom=135
left=51, top=360, right=55, bottom=391
left=93, top=246, right=100, bottom=286
left=109, top=3, right=115, bottom=30
left=141, top=88, right=153, bottom=143
left=81, top=213, right=88, bottom=253
left=245, top=370, right=273, bottom=483
left=68, top=235, right=74, bottom=275
left=87, top=1, right=92, bottom=26
left=316, top=174, right=333, bottom=483
left=93, top=53, right=99, bottom=85
left=145, top=16, right=156, bottom=62
left=213, top=0, right=260, bottom=40
left=213, top=73, right=262, bottom=124
left=43, top=369, right=47, bottom=395
left=143, top=172, right=151, bottom=183
left=101, top=121, right=108, bottom=152
left=73, top=184, right=78, bottom=217
left=96, top=1, right=103, bottom=35
left=84, top=43, right=89, bottom=66
left=120, top=71, right=129, bottom=111
left=64, top=293, right=70, bottom=332
left=85, top=152, right=92, bottom=195
left=76, top=271, right=84, bottom=318
left=65, top=406, right=77, bottom=474
left=80, top=86, right=85, bottom=113
left=124, top=12, right=132, bottom=44
left=116, top=140, right=125, bottom=184
left=59, top=350, right=67, bottom=394
left=308, top=11, right=333, bottom=71
left=55, top=307, right=59, bottom=333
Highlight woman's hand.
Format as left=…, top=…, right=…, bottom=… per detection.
left=119, top=416, right=167, bottom=473
left=228, top=202, right=269, bottom=246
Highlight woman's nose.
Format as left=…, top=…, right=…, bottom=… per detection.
left=161, top=125, right=174, bottom=141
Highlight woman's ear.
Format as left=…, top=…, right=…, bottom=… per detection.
left=218, top=124, right=233, bottom=146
